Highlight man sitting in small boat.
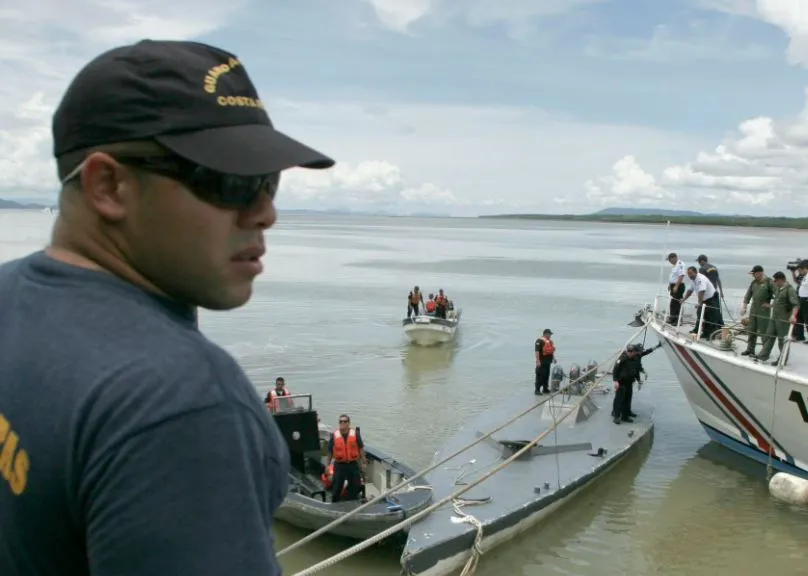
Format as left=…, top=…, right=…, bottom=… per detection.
left=407, top=286, right=424, bottom=318
left=435, top=289, right=448, bottom=319
left=425, top=294, right=437, bottom=315
left=265, top=377, right=294, bottom=413
left=325, top=414, right=368, bottom=502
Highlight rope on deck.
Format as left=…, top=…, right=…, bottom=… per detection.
left=287, top=321, right=652, bottom=576
left=277, top=320, right=650, bottom=558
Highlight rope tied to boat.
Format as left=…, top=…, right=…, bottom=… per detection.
left=286, top=320, right=652, bottom=576
left=451, top=498, right=487, bottom=576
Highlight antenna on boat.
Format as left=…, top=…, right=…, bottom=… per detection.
left=656, top=220, right=671, bottom=291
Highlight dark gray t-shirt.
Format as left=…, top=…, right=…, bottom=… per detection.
left=0, top=251, right=290, bottom=576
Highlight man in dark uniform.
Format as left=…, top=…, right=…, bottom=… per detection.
left=326, top=414, right=367, bottom=502
left=612, top=342, right=660, bottom=424
left=697, top=255, right=724, bottom=328
left=623, top=342, right=662, bottom=418
left=534, top=328, right=556, bottom=395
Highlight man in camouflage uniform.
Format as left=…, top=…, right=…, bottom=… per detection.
left=756, top=271, right=799, bottom=365
left=741, top=265, right=775, bottom=357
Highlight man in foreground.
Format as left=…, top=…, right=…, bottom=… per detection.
left=0, top=40, right=334, bottom=576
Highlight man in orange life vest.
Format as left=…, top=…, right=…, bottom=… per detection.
left=534, top=329, right=556, bottom=395
left=435, top=289, right=448, bottom=319
left=407, top=286, right=424, bottom=318
left=425, top=294, right=437, bottom=314
left=326, top=414, right=367, bottom=502
left=264, top=377, right=293, bottom=413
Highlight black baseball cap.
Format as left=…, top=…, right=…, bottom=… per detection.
left=542, top=328, right=553, bottom=335
left=52, top=39, right=335, bottom=178
left=749, top=265, right=764, bottom=274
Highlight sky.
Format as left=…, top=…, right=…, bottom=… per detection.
left=1, top=0, right=807, bottom=216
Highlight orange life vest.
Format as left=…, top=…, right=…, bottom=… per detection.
left=321, top=463, right=335, bottom=488
left=320, top=463, right=349, bottom=497
left=435, top=295, right=447, bottom=307
left=332, top=429, right=360, bottom=463
left=425, top=300, right=436, bottom=313
left=409, top=291, right=421, bottom=304
left=267, top=387, right=292, bottom=412
left=541, top=338, right=555, bottom=356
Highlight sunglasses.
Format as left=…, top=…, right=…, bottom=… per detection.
left=63, top=154, right=279, bottom=210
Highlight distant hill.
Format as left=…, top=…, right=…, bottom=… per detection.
left=592, top=207, right=719, bottom=217
left=0, top=198, right=49, bottom=210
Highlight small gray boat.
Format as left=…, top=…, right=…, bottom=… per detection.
left=271, top=393, right=433, bottom=540
left=400, top=384, right=655, bottom=576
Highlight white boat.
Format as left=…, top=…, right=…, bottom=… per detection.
left=637, top=294, right=808, bottom=479
left=402, top=308, right=462, bottom=346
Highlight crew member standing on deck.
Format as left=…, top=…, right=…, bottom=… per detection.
left=612, top=345, right=641, bottom=424
left=682, top=266, right=720, bottom=339
left=326, top=414, right=367, bottom=502
left=623, top=342, right=662, bottom=418
left=534, top=329, right=556, bottom=395
left=666, top=253, right=686, bottom=325
left=407, top=286, right=424, bottom=318
left=741, top=265, right=775, bottom=356
left=697, top=255, right=724, bottom=328
left=756, top=271, right=799, bottom=366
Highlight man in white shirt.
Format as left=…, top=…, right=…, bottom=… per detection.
left=682, top=266, right=720, bottom=339
left=666, top=252, right=686, bottom=325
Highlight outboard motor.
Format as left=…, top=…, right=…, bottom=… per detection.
left=551, top=364, right=564, bottom=392
left=568, top=364, right=583, bottom=394
left=585, top=360, right=598, bottom=383
left=273, top=405, right=321, bottom=476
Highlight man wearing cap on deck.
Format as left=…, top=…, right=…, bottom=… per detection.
left=696, top=254, right=724, bottom=328
left=666, top=252, right=686, bottom=325
left=0, top=40, right=334, bottom=576
left=741, top=265, right=775, bottom=356
left=534, top=328, right=557, bottom=395
left=756, top=271, right=800, bottom=365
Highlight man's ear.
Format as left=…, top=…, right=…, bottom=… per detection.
left=78, top=152, right=137, bottom=222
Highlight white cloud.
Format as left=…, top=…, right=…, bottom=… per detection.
left=280, top=160, right=458, bottom=212
left=585, top=155, right=674, bottom=206
left=0, top=0, right=458, bottom=212
left=695, top=0, right=808, bottom=66
left=262, top=98, right=707, bottom=214
left=363, top=0, right=605, bottom=37
left=587, top=89, right=808, bottom=213
left=582, top=0, right=808, bottom=215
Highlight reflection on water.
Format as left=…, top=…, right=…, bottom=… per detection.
left=4, top=209, right=808, bottom=575
left=401, top=341, right=459, bottom=388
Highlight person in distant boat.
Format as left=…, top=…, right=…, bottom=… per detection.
left=756, top=271, right=799, bottom=365
left=326, top=414, right=367, bottom=502
left=682, top=266, right=721, bottom=340
left=435, top=289, right=448, bottom=319
left=407, top=286, right=424, bottom=318
left=265, top=377, right=294, bottom=413
left=741, top=265, right=775, bottom=356
left=696, top=255, right=724, bottom=328
left=666, top=252, right=686, bottom=325
left=425, top=293, right=437, bottom=314
left=534, top=328, right=556, bottom=395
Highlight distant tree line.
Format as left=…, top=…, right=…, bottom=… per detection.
left=479, top=213, right=808, bottom=230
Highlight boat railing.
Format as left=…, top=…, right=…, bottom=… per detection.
left=651, top=291, right=792, bottom=354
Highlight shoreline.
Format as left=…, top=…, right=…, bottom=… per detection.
left=477, top=213, right=808, bottom=231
